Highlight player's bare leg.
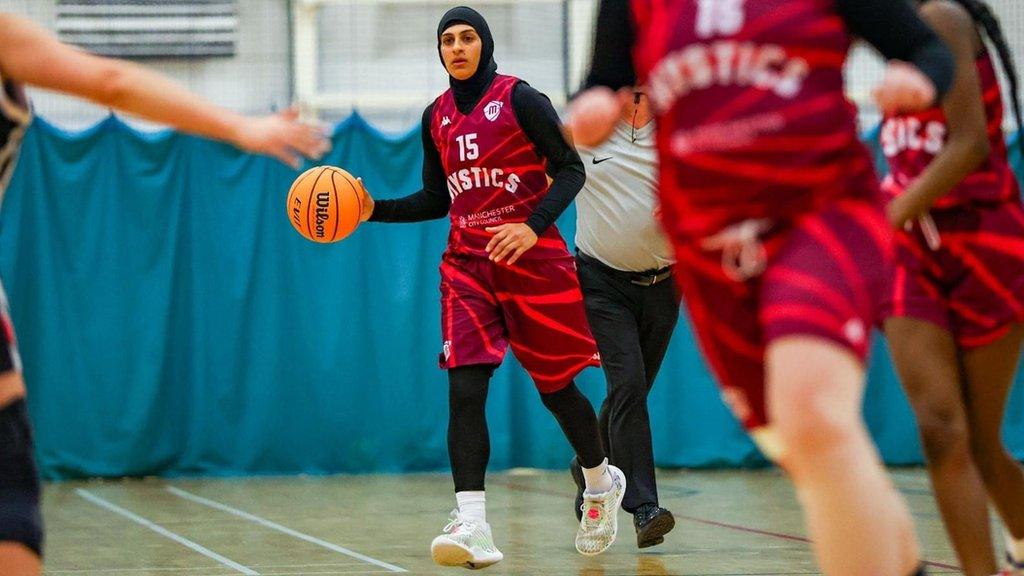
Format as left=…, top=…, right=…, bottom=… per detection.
left=962, top=324, right=1024, bottom=572
left=767, top=337, right=919, bottom=576
left=0, top=542, right=40, bottom=576
left=886, top=317, right=997, bottom=576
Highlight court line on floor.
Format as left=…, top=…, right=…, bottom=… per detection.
left=45, top=563, right=388, bottom=574
left=75, top=489, right=259, bottom=575
left=44, top=565, right=389, bottom=569
left=489, top=479, right=960, bottom=572
left=165, top=486, right=407, bottom=573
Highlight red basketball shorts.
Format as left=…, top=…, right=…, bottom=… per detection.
left=672, top=199, right=894, bottom=429
left=439, top=254, right=600, bottom=393
left=882, top=200, right=1024, bottom=348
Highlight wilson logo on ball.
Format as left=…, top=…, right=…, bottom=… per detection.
left=286, top=165, right=364, bottom=243
left=314, top=192, right=332, bottom=239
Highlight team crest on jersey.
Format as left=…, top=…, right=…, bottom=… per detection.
left=484, top=101, right=503, bottom=121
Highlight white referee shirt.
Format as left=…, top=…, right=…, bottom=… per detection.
left=575, top=120, right=673, bottom=272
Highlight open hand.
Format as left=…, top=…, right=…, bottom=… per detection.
left=233, top=107, right=331, bottom=169
left=485, top=223, right=538, bottom=265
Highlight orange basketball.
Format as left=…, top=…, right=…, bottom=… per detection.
left=286, top=165, right=364, bottom=243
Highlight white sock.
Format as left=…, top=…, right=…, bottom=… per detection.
left=582, top=457, right=613, bottom=495
left=456, top=491, right=486, bottom=525
left=1005, top=530, right=1024, bottom=565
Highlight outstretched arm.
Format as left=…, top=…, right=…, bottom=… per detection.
left=0, top=13, right=328, bottom=168
left=363, top=104, right=451, bottom=223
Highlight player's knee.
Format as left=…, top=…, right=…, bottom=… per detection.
left=449, top=381, right=486, bottom=411
left=771, top=387, right=857, bottom=460
left=767, top=338, right=864, bottom=461
left=447, top=365, right=494, bottom=410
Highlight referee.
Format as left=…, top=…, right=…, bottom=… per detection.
left=569, top=91, right=678, bottom=548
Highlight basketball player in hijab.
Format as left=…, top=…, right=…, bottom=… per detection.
left=359, top=6, right=625, bottom=568
left=0, top=12, right=328, bottom=575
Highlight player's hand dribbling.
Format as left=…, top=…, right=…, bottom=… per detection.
left=485, top=223, right=538, bottom=265
left=356, top=178, right=375, bottom=222
left=232, top=107, right=331, bottom=169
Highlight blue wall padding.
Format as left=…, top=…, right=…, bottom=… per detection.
left=2, top=114, right=1022, bottom=479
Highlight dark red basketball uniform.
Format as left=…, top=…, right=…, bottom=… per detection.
left=431, top=75, right=599, bottom=391
left=631, top=0, right=893, bottom=429
left=881, top=53, right=1024, bottom=347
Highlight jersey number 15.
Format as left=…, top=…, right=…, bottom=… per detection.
left=457, top=133, right=479, bottom=161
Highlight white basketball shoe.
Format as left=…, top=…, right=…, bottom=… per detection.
left=575, top=464, right=626, bottom=556
left=430, top=509, right=503, bottom=569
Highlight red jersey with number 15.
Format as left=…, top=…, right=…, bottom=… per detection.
left=881, top=54, right=1020, bottom=207
left=631, top=0, right=880, bottom=240
left=430, top=75, right=570, bottom=260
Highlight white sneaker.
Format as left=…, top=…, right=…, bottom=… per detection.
left=1000, top=552, right=1024, bottom=576
left=430, top=509, right=504, bottom=569
left=575, top=464, right=626, bottom=556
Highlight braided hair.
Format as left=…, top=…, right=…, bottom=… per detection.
left=929, top=0, right=1023, bottom=154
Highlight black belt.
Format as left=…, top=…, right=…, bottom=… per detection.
left=576, top=251, right=673, bottom=286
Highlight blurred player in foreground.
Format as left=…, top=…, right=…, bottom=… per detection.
left=568, top=0, right=955, bottom=574
left=0, top=12, right=329, bottom=575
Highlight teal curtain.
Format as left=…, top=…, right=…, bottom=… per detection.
left=1, top=114, right=1021, bottom=480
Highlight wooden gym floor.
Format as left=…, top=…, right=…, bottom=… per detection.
left=43, top=468, right=970, bottom=575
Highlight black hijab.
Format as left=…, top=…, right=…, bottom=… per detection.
left=437, top=6, right=498, bottom=113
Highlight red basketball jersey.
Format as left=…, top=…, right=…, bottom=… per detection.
left=881, top=54, right=1020, bottom=207
left=430, top=75, right=569, bottom=260
left=630, top=0, right=879, bottom=240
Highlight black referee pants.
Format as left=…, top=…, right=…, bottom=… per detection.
left=576, top=251, right=679, bottom=513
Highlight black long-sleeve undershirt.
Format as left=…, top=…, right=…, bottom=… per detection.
left=368, top=82, right=585, bottom=236
left=366, top=105, right=450, bottom=224
left=584, top=0, right=954, bottom=101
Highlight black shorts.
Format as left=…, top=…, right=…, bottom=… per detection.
left=0, top=398, right=42, bottom=557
